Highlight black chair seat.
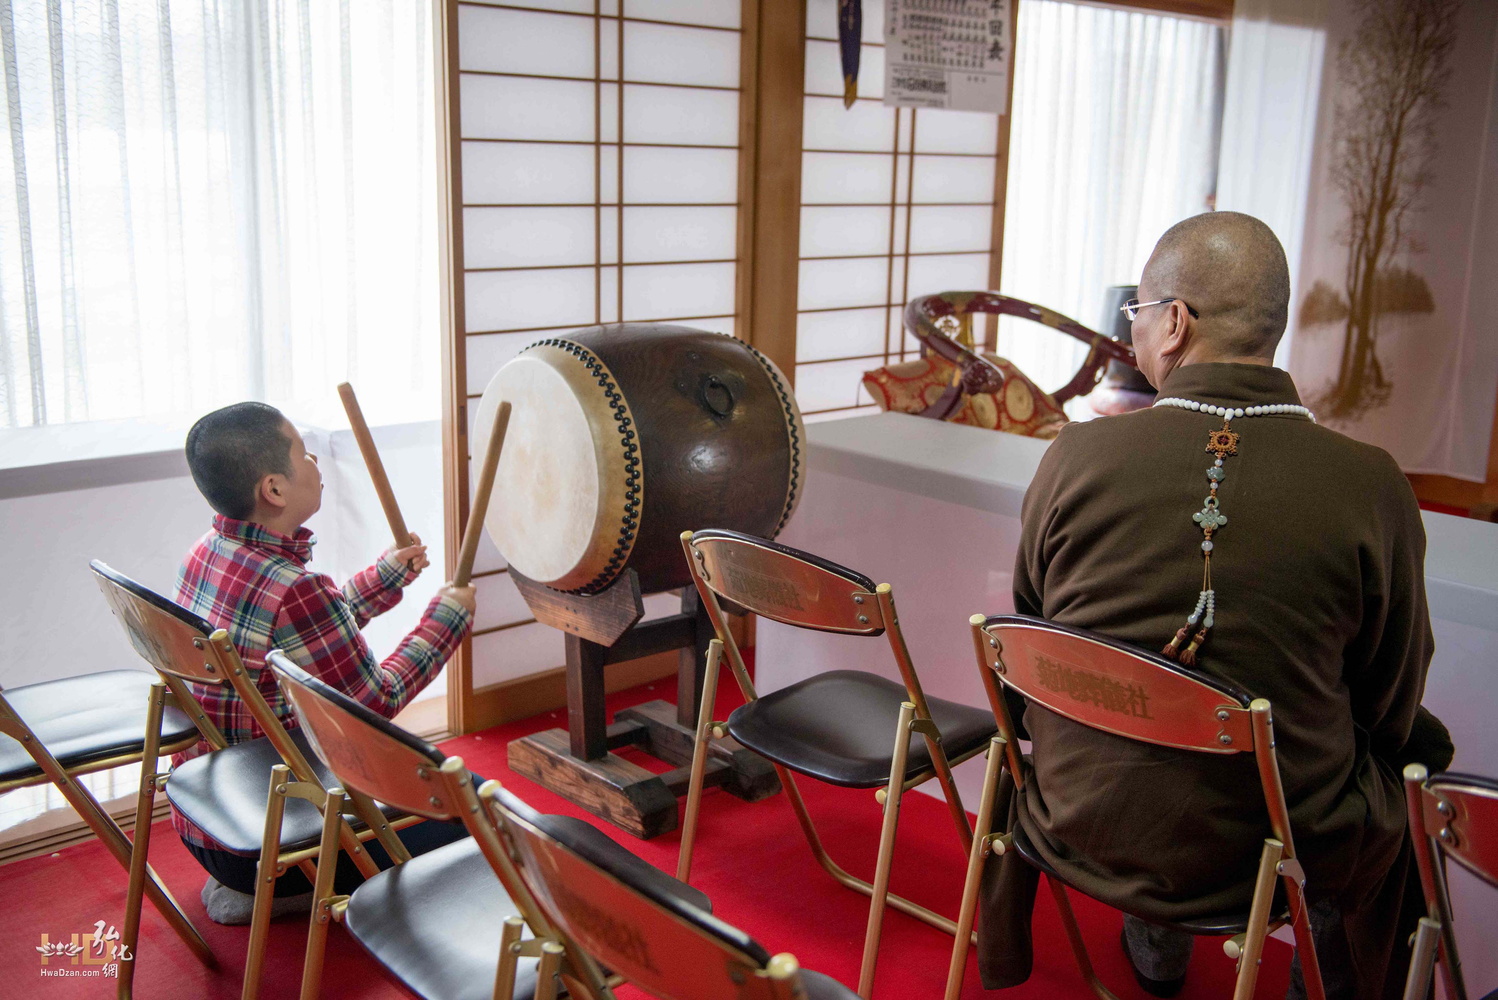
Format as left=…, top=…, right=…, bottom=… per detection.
left=801, top=970, right=863, bottom=1000
left=726, top=670, right=997, bottom=789
left=346, top=837, right=539, bottom=1000
left=347, top=819, right=711, bottom=1000
left=166, top=728, right=401, bottom=855
left=0, top=671, right=198, bottom=784
left=1009, top=821, right=1284, bottom=937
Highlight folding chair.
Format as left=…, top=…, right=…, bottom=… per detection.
left=90, top=560, right=413, bottom=1000
left=677, top=529, right=997, bottom=997
left=1401, top=765, right=1498, bottom=1000
left=489, top=778, right=864, bottom=1000
left=268, top=650, right=706, bottom=1000
left=0, top=672, right=215, bottom=997
left=946, top=614, right=1327, bottom=1000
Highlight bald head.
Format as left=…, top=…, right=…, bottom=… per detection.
left=1140, top=212, right=1290, bottom=360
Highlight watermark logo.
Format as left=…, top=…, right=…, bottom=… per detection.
left=35, top=920, right=132, bottom=979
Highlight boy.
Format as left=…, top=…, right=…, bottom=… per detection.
left=175, top=401, right=475, bottom=923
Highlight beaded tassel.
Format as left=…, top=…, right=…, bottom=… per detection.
left=1163, top=417, right=1236, bottom=664
left=1153, top=398, right=1315, bottom=666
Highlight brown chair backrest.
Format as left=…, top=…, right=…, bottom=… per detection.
left=686, top=529, right=884, bottom=635
left=91, top=560, right=320, bottom=776
left=490, top=788, right=806, bottom=1000
left=977, top=615, right=1255, bottom=754
left=91, top=560, right=232, bottom=685
left=269, top=651, right=463, bottom=822
left=1418, top=772, right=1498, bottom=889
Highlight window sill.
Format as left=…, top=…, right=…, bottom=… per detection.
left=0, top=410, right=439, bottom=500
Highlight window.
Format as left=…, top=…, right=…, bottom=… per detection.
left=794, top=0, right=1002, bottom=421
left=453, top=0, right=745, bottom=689
left=996, top=1, right=1225, bottom=398
left=0, top=0, right=439, bottom=430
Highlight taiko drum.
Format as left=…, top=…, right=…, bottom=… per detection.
left=472, top=324, right=805, bottom=595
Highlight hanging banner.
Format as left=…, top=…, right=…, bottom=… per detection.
left=883, top=0, right=1011, bottom=115
left=839, top=0, right=862, bottom=108
left=1288, top=0, right=1498, bottom=479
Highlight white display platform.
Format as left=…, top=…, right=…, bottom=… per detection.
left=757, top=411, right=1498, bottom=988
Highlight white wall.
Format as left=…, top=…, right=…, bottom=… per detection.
left=0, top=420, right=449, bottom=700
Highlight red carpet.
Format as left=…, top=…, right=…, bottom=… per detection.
left=0, top=674, right=1291, bottom=999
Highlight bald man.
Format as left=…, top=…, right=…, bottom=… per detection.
left=978, top=212, right=1449, bottom=999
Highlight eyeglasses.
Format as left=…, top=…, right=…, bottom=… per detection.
left=1121, top=297, right=1200, bottom=321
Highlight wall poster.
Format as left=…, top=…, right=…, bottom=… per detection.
left=883, top=0, right=1012, bottom=114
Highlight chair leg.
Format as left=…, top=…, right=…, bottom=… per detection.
left=1402, top=916, right=1441, bottom=1000
left=857, top=702, right=916, bottom=999
left=19, top=729, right=213, bottom=966
left=1231, top=838, right=1284, bottom=1000
left=1429, top=850, right=1468, bottom=1000
left=1047, top=876, right=1121, bottom=1000
left=118, top=683, right=169, bottom=999
left=299, top=788, right=347, bottom=1000
left=242, top=765, right=292, bottom=1000
left=677, top=639, right=723, bottom=883
left=535, top=941, right=566, bottom=1000
left=776, top=760, right=966, bottom=937
left=492, top=915, right=526, bottom=999
left=1282, top=869, right=1326, bottom=1000
left=945, top=738, right=1005, bottom=1000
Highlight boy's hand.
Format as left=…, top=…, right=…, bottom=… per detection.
left=439, top=583, right=477, bottom=614
left=389, top=534, right=429, bottom=578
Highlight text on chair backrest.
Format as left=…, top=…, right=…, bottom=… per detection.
left=689, top=531, right=883, bottom=635
left=496, top=798, right=785, bottom=1000
left=981, top=618, right=1253, bottom=754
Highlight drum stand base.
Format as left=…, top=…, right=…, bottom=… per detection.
left=506, top=569, right=781, bottom=839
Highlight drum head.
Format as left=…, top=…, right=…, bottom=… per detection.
left=473, top=345, right=636, bottom=592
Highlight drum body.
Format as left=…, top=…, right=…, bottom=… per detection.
left=473, top=324, right=805, bottom=595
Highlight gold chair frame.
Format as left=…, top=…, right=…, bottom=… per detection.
left=487, top=781, right=820, bottom=1000
left=1400, top=764, right=1498, bottom=1000
left=271, top=649, right=580, bottom=1000
left=90, top=560, right=420, bottom=1000
left=0, top=679, right=215, bottom=999
left=677, top=529, right=989, bottom=998
left=945, top=614, right=1326, bottom=1000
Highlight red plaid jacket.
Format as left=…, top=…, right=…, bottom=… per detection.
left=170, top=515, right=471, bottom=850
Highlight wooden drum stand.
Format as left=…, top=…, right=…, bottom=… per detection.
left=506, top=569, right=780, bottom=839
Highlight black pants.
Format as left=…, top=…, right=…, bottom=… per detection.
left=184, top=818, right=470, bottom=897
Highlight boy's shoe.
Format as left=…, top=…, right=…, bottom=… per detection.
left=200, top=877, right=313, bottom=926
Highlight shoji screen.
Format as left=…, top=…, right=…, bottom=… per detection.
left=794, top=0, right=1002, bottom=421
left=453, top=0, right=743, bottom=693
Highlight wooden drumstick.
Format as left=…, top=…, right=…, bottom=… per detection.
left=454, top=400, right=512, bottom=588
left=337, top=382, right=413, bottom=549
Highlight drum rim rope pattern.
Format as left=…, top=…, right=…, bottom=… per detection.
left=737, top=337, right=803, bottom=536
left=524, top=337, right=645, bottom=595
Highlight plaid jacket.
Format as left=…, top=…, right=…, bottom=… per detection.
left=170, top=515, right=471, bottom=850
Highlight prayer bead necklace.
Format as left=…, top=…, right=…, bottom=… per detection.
left=1151, top=396, right=1316, bottom=665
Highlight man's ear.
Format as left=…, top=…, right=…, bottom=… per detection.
left=1162, top=301, right=1193, bottom=360
left=258, top=474, right=288, bottom=511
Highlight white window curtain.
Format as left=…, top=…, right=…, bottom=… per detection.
left=0, top=0, right=437, bottom=431
left=996, top=0, right=1225, bottom=400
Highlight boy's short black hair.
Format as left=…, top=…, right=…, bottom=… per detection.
left=185, top=402, right=293, bottom=519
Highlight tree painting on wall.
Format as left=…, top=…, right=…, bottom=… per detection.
left=1297, top=0, right=1458, bottom=419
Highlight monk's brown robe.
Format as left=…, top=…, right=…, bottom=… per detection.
left=979, top=363, right=1437, bottom=998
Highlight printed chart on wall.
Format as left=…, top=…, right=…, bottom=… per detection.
left=883, top=0, right=1011, bottom=114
